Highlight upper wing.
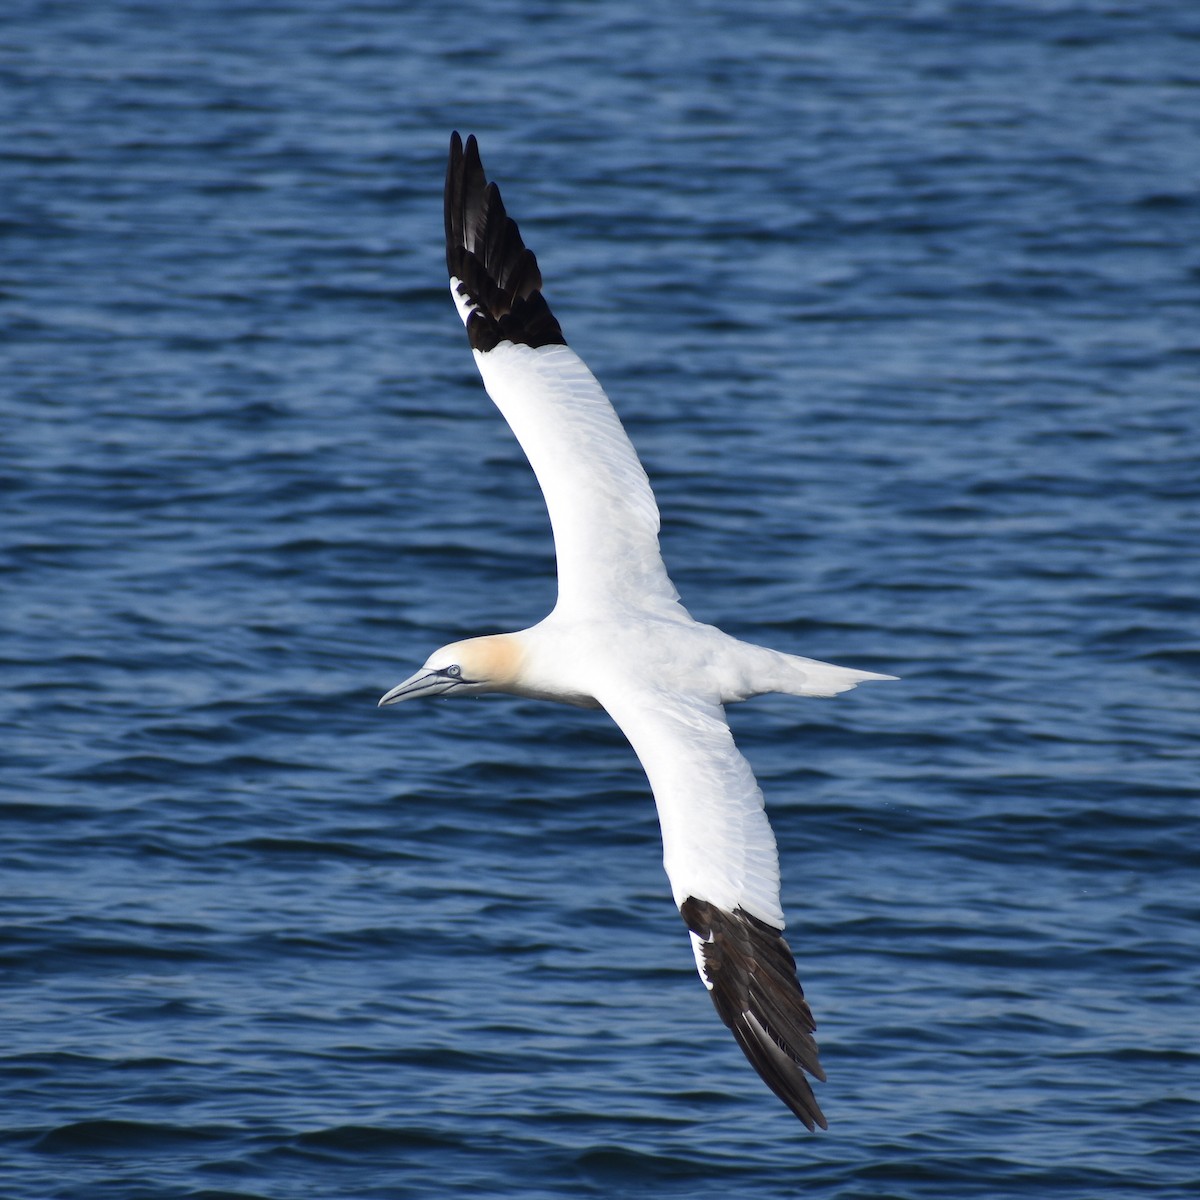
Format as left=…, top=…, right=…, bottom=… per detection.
left=444, top=132, right=683, bottom=618
left=596, top=682, right=829, bottom=1131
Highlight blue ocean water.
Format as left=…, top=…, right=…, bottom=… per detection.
left=3, top=1, right=1198, bottom=1196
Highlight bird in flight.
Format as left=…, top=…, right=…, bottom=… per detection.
left=380, top=132, right=894, bottom=1130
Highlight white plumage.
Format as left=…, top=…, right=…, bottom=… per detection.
left=465, top=336, right=678, bottom=617
left=379, top=133, right=894, bottom=1130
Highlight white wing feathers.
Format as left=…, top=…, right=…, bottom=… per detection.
left=596, top=685, right=784, bottom=927
left=465, top=335, right=683, bottom=617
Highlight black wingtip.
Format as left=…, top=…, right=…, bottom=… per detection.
left=681, top=897, right=828, bottom=1131
left=444, top=132, right=566, bottom=353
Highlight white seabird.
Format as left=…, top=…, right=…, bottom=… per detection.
left=380, top=132, right=895, bottom=1131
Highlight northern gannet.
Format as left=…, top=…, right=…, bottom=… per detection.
left=380, top=132, right=895, bottom=1130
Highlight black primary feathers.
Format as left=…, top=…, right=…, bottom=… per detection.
left=681, top=897, right=828, bottom=1131
left=444, top=132, right=566, bottom=353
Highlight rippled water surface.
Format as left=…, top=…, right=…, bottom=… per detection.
left=3, top=2, right=1199, bottom=1197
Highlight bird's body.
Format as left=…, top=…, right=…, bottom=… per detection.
left=442, top=614, right=879, bottom=711
left=380, top=133, right=894, bottom=1131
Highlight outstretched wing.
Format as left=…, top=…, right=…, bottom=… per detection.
left=443, top=132, right=684, bottom=619
left=596, top=682, right=828, bottom=1131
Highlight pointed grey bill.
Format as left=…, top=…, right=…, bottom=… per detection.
left=378, top=670, right=458, bottom=707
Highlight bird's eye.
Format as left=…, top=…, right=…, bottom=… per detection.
left=444, top=664, right=462, bottom=678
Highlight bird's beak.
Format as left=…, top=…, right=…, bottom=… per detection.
left=377, top=670, right=454, bottom=707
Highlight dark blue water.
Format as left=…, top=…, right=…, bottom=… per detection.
left=3, top=2, right=1198, bottom=1196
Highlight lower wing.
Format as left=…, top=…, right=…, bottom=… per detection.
left=596, top=684, right=828, bottom=1130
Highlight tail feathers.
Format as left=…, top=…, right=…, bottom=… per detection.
left=783, top=654, right=897, bottom=698
left=727, top=640, right=897, bottom=701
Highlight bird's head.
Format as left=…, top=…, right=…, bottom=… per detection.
left=377, top=634, right=523, bottom=707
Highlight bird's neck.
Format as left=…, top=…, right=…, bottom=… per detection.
left=498, top=623, right=603, bottom=709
